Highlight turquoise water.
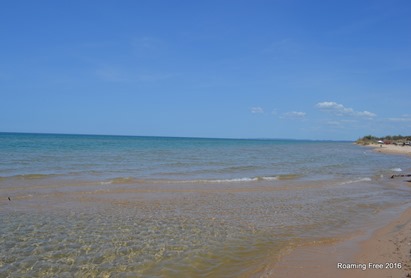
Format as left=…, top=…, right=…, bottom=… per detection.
left=1, top=133, right=411, bottom=277
left=0, top=132, right=406, bottom=182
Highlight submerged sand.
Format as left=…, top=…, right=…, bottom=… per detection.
left=4, top=176, right=410, bottom=277
left=264, top=145, right=411, bottom=278
left=2, top=143, right=411, bottom=277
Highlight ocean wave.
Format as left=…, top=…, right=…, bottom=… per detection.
left=186, top=173, right=302, bottom=183
left=100, top=181, right=113, bottom=185
left=258, top=176, right=279, bottom=181
left=100, top=174, right=302, bottom=185
left=340, top=177, right=372, bottom=185
left=175, top=174, right=302, bottom=184
left=155, top=166, right=263, bottom=177
left=189, top=177, right=260, bottom=183
left=390, top=168, right=402, bottom=172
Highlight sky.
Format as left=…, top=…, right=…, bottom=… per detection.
left=1, top=0, right=411, bottom=140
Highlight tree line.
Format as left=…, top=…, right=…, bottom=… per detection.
left=357, top=135, right=411, bottom=144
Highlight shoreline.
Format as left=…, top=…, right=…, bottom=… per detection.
left=263, top=144, right=411, bottom=277
left=263, top=205, right=411, bottom=277
left=363, top=143, right=411, bottom=157
left=351, top=205, right=411, bottom=277
left=2, top=139, right=411, bottom=276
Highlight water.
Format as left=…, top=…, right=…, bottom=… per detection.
left=1, top=133, right=405, bottom=182
left=1, top=133, right=411, bottom=277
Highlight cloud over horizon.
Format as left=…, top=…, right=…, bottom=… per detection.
left=282, top=111, right=306, bottom=119
left=316, top=102, right=376, bottom=118
left=251, top=107, right=264, bottom=114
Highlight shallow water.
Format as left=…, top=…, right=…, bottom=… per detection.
left=1, top=133, right=411, bottom=277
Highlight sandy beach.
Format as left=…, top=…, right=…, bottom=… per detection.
left=264, top=144, right=411, bottom=278
left=264, top=205, right=411, bottom=278
left=350, top=206, right=411, bottom=278
left=369, top=144, right=411, bottom=157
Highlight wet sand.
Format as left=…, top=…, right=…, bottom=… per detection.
left=263, top=145, right=411, bottom=278
left=263, top=205, right=411, bottom=277
left=351, top=206, right=411, bottom=278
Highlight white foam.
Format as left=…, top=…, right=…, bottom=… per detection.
left=260, top=176, right=279, bottom=181
left=390, top=168, right=402, bottom=172
left=340, top=177, right=372, bottom=185
left=182, top=177, right=259, bottom=184
left=188, top=176, right=283, bottom=183
left=209, top=177, right=258, bottom=183
left=100, top=181, right=112, bottom=185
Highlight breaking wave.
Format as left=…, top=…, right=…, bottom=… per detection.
left=101, top=174, right=301, bottom=185
left=390, top=168, right=402, bottom=172
left=340, top=177, right=372, bottom=185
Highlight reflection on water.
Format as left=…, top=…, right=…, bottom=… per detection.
left=2, top=178, right=411, bottom=277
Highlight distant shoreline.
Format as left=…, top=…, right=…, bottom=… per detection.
left=361, top=143, right=411, bottom=157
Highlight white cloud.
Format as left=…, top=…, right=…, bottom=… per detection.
left=357, top=111, right=377, bottom=118
left=316, top=101, right=376, bottom=118
left=251, top=107, right=264, bottom=114
left=387, top=117, right=411, bottom=122
left=282, top=111, right=306, bottom=119
left=316, top=102, right=352, bottom=113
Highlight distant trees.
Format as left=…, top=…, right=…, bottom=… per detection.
left=356, top=135, right=411, bottom=145
left=363, top=135, right=378, bottom=141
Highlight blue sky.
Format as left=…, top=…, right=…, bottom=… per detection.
left=1, top=0, right=410, bottom=140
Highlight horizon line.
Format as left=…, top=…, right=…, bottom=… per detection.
left=0, top=131, right=353, bottom=142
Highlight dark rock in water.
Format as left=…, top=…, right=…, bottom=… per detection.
left=390, top=174, right=411, bottom=179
